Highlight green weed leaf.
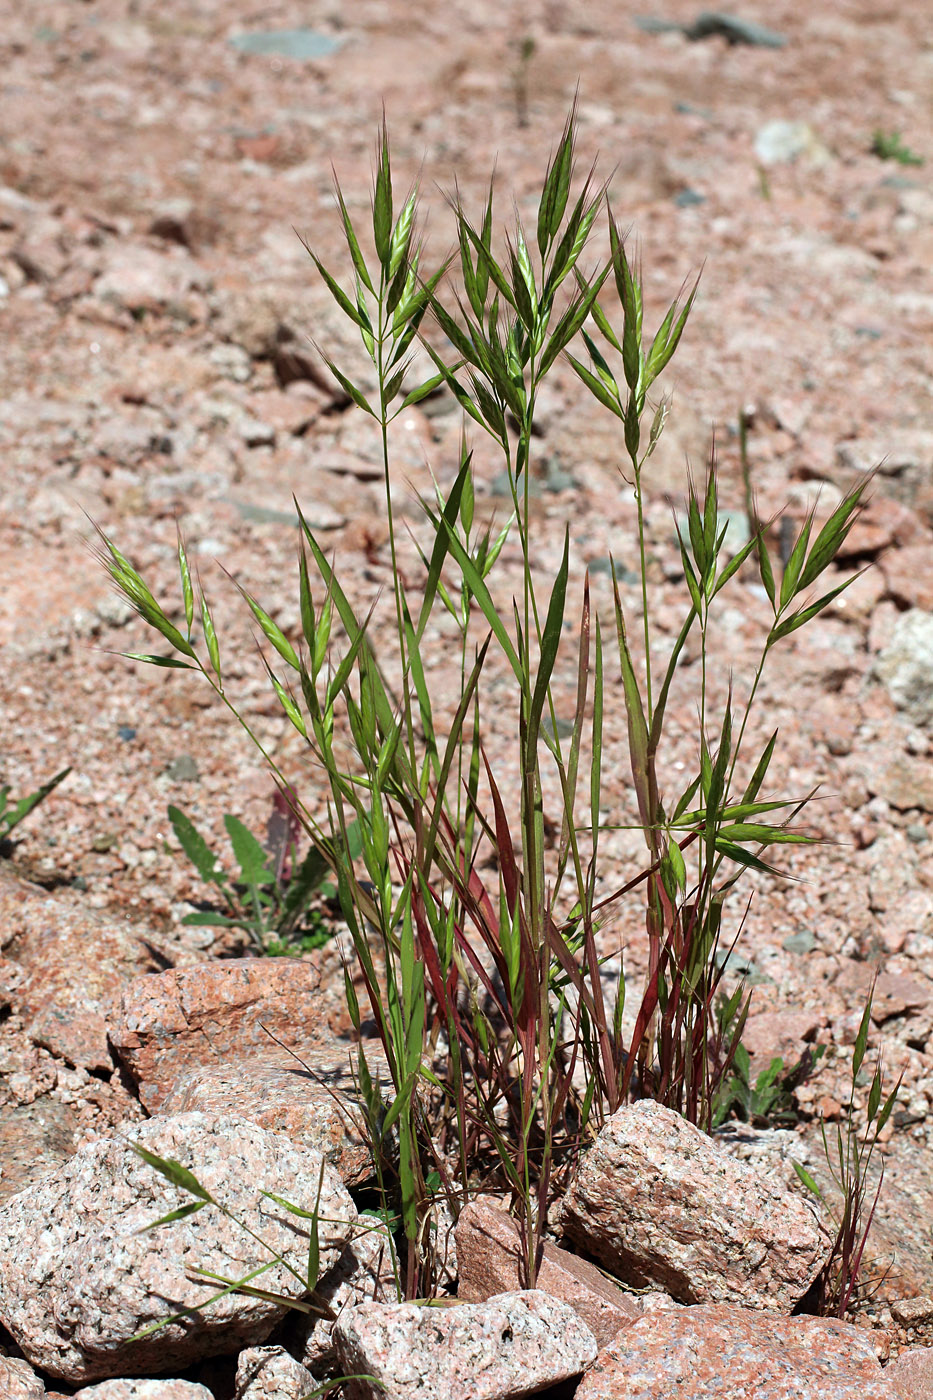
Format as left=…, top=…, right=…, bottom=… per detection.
left=169, top=805, right=224, bottom=886
left=224, top=815, right=274, bottom=889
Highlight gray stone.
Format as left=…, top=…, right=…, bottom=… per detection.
left=782, top=929, right=816, bottom=954
left=634, top=12, right=786, bottom=48
left=557, top=1100, right=824, bottom=1311
left=875, top=609, right=933, bottom=726
left=686, top=13, right=787, bottom=47
left=334, top=1290, right=598, bottom=1400
left=228, top=30, right=343, bottom=60
left=164, top=754, right=199, bottom=782
left=0, top=1113, right=356, bottom=1384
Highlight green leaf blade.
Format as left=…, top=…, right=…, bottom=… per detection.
left=169, top=805, right=225, bottom=886
left=224, top=815, right=273, bottom=889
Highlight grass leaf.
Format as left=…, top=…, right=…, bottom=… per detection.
left=527, top=528, right=570, bottom=754
left=1, top=767, right=71, bottom=837
left=537, top=108, right=575, bottom=254
left=319, top=353, right=376, bottom=418
left=797, top=481, right=870, bottom=592
left=177, top=533, right=194, bottom=632
left=304, top=247, right=371, bottom=332
left=612, top=566, right=652, bottom=830
left=128, top=1142, right=215, bottom=1202
left=440, top=518, right=523, bottom=684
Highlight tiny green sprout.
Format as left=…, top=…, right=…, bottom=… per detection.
left=0, top=767, right=71, bottom=844
left=871, top=130, right=924, bottom=167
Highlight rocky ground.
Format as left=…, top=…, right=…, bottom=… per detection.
left=1, top=1, right=933, bottom=1395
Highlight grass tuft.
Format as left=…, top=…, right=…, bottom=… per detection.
left=96, top=109, right=887, bottom=1319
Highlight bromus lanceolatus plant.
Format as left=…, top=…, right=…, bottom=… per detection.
left=96, top=109, right=875, bottom=1310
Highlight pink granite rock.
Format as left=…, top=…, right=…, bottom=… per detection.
left=0, top=1353, right=46, bottom=1399
left=0, top=867, right=159, bottom=1071
left=235, top=1344, right=316, bottom=1399
left=558, top=1100, right=825, bottom=1310
left=740, top=1010, right=821, bottom=1072
left=881, top=544, right=933, bottom=613
left=886, top=1346, right=933, bottom=1398
left=890, top=1296, right=933, bottom=1326
left=456, top=1198, right=639, bottom=1347
left=71, top=1384, right=214, bottom=1400
left=107, top=957, right=353, bottom=1109
left=93, top=244, right=202, bottom=312
left=334, top=1290, right=598, bottom=1399
left=160, top=1044, right=391, bottom=1185
left=0, top=1112, right=356, bottom=1384
left=575, top=1303, right=894, bottom=1399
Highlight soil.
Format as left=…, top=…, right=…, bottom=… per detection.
left=1, top=0, right=933, bottom=1362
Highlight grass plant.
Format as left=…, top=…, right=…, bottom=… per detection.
left=793, top=987, right=900, bottom=1316
left=97, top=110, right=877, bottom=1313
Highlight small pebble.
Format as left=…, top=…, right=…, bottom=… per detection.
left=165, top=755, right=199, bottom=782
left=782, top=930, right=816, bottom=954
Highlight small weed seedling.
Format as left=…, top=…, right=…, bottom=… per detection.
left=871, top=130, right=924, bottom=167
left=169, top=791, right=358, bottom=955
left=0, top=767, right=71, bottom=849
left=713, top=1041, right=825, bottom=1129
